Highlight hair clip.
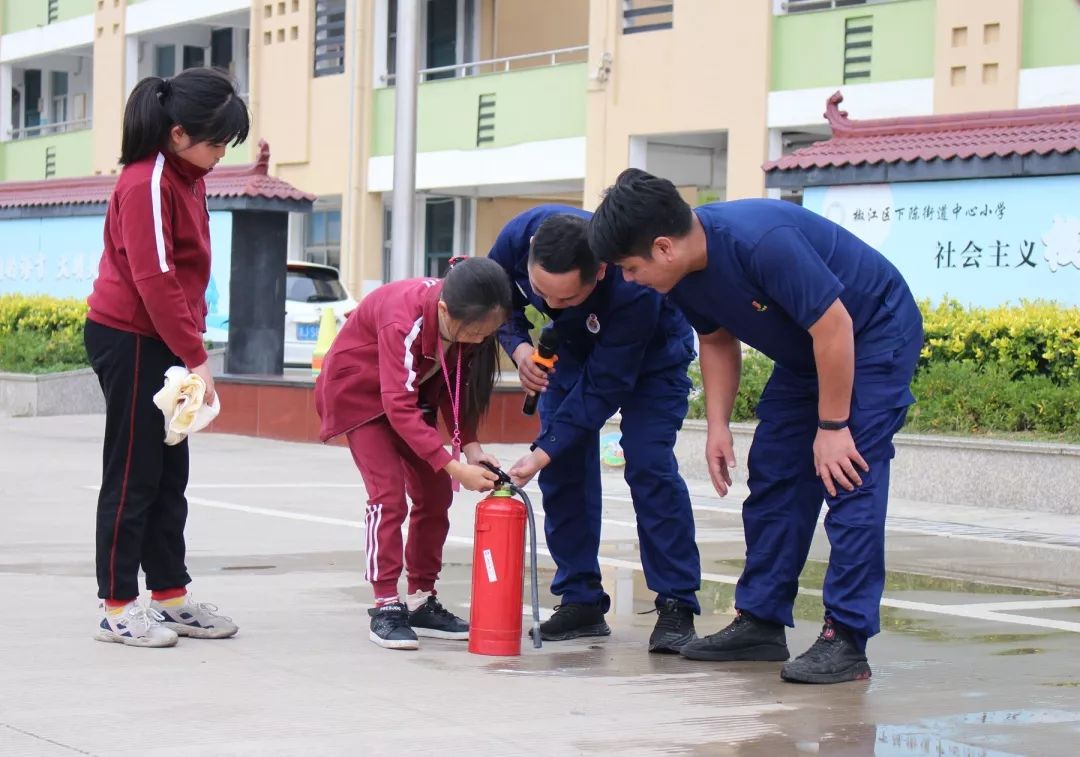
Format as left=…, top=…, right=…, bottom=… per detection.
left=447, top=256, right=468, bottom=268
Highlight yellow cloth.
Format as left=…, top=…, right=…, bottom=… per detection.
left=152, top=366, right=221, bottom=446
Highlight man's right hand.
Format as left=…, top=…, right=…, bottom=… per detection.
left=512, top=343, right=552, bottom=395
left=705, top=424, right=736, bottom=497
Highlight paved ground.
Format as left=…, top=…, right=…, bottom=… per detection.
left=1, top=415, right=1078, bottom=756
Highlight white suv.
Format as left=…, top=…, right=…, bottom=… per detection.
left=202, top=262, right=357, bottom=368
left=283, top=262, right=357, bottom=367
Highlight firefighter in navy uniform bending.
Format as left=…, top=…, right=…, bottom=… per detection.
left=487, top=204, right=701, bottom=654
left=589, top=169, right=923, bottom=684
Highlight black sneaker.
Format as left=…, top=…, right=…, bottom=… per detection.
left=408, top=596, right=469, bottom=640
left=529, top=602, right=611, bottom=642
left=368, top=602, right=419, bottom=650
left=680, top=611, right=789, bottom=662
left=647, top=598, right=697, bottom=654
left=781, top=620, right=871, bottom=684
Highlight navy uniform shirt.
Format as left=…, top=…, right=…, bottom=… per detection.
left=488, top=204, right=695, bottom=460
left=669, top=200, right=922, bottom=401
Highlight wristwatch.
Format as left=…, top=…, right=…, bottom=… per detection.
left=817, top=418, right=849, bottom=431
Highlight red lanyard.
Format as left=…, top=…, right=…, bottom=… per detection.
left=437, top=339, right=463, bottom=490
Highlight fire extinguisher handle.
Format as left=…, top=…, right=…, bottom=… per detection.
left=479, top=461, right=512, bottom=486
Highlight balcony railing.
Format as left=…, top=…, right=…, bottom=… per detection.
left=9, top=117, right=92, bottom=140
left=381, top=45, right=588, bottom=85
left=779, top=0, right=892, bottom=13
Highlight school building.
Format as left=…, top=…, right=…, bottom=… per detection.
left=0, top=0, right=1077, bottom=306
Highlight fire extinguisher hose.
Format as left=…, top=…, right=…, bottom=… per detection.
left=508, top=483, right=543, bottom=649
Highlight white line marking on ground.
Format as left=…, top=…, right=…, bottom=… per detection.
left=948, top=599, right=1080, bottom=612
left=187, top=483, right=366, bottom=489
left=178, top=494, right=1080, bottom=634
left=187, top=496, right=366, bottom=529
left=180, top=482, right=1080, bottom=552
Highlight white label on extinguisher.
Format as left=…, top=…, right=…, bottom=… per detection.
left=482, top=548, right=498, bottom=583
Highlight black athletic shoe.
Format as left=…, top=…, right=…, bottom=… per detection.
left=680, top=611, right=789, bottom=662
left=647, top=598, right=697, bottom=654
left=368, top=602, right=419, bottom=650
left=408, top=596, right=469, bottom=641
left=781, top=619, right=871, bottom=684
left=529, top=602, right=611, bottom=642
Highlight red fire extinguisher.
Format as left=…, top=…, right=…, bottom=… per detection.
left=469, top=464, right=542, bottom=656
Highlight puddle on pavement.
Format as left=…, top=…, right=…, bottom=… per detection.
left=709, top=557, right=1056, bottom=597
left=993, top=646, right=1044, bottom=656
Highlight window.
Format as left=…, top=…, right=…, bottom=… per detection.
left=425, top=0, right=457, bottom=81
left=386, top=0, right=397, bottom=78
left=314, top=0, right=347, bottom=77
left=211, top=29, right=234, bottom=70
left=286, top=267, right=348, bottom=303
left=23, top=70, right=41, bottom=135
left=50, top=71, right=68, bottom=125
left=382, top=205, right=393, bottom=282
left=381, top=197, right=473, bottom=282
left=424, top=197, right=456, bottom=277
left=842, top=16, right=872, bottom=83
left=155, top=45, right=176, bottom=77
left=183, top=45, right=206, bottom=70
left=304, top=210, right=342, bottom=269
left=383, top=0, right=476, bottom=84
left=622, top=0, right=673, bottom=34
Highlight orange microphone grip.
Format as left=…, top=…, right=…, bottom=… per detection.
left=530, top=351, right=557, bottom=371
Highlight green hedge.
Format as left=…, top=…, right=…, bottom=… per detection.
left=687, top=300, right=1080, bottom=442
left=0, top=295, right=89, bottom=374
left=920, top=299, right=1080, bottom=385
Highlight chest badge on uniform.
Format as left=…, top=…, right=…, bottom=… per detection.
left=752, top=300, right=768, bottom=313
left=586, top=313, right=601, bottom=334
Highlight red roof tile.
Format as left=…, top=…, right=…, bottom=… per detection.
left=0, top=140, right=315, bottom=209
left=764, top=92, right=1080, bottom=173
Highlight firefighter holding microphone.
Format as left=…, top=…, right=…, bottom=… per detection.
left=487, top=205, right=702, bottom=654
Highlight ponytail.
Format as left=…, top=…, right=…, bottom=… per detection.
left=120, top=68, right=249, bottom=165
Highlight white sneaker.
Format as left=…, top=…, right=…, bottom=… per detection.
left=151, top=595, right=239, bottom=639
left=94, top=602, right=179, bottom=648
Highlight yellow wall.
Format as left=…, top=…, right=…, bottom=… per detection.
left=474, top=196, right=583, bottom=256
left=275, top=74, right=349, bottom=194
left=584, top=0, right=772, bottom=208
left=250, top=0, right=313, bottom=168
left=485, top=0, right=588, bottom=64
left=934, top=0, right=1022, bottom=114
left=343, top=0, right=382, bottom=295
left=91, top=0, right=126, bottom=175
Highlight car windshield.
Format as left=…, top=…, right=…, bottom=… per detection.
left=287, top=268, right=347, bottom=303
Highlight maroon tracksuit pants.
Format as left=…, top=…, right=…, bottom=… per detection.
left=347, top=416, right=453, bottom=602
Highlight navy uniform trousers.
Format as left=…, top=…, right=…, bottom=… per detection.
left=735, top=333, right=923, bottom=647
left=537, top=349, right=701, bottom=612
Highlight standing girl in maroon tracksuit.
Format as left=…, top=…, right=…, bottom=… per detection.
left=85, top=68, right=248, bottom=647
left=315, top=257, right=511, bottom=650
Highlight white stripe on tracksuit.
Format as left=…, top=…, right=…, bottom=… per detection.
left=401, top=316, right=423, bottom=392
left=150, top=153, right=169, bottom=273
left=365, top=504, right=383, bottom=582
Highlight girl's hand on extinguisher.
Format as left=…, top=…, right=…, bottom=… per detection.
left=508, top=449, right=551, bottom=488
left=463, top=442, right=500, bottom=471
left=446, top=459, right=499, bottom=492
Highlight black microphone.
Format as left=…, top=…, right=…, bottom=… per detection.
left=522, top=328, right=559, bottom=416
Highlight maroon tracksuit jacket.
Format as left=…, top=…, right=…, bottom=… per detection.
left=88, top=151, right=211, bottom=368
